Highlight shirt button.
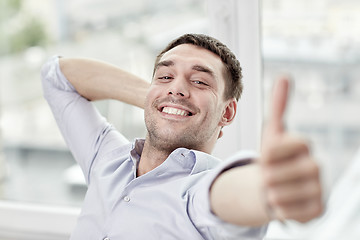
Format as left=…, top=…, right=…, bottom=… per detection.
left=123, top=196, right=130, bottom=202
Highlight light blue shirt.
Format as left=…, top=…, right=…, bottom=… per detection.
left=41, top=56, right=267, bottom=240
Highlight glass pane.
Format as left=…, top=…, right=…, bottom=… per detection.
left=262, top=0, right=360, bottom=193
left=0, top=0, right=209, bottom=206
left=262, top=0, right=360, bottom=238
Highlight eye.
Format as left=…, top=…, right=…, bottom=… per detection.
left=192, top=80, right=209, bottom=86
left=159, top=76, right=173, bottom=80
left=155, top=75, right=173, bottom=83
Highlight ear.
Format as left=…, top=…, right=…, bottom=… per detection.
left=219, top=98, right=237, bottom=127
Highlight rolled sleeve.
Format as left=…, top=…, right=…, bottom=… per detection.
left=189, top=151, right=268, bottom=239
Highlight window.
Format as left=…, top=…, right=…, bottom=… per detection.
left=0, top=0, right=214, bottom=238
left=263, top=0, right=360, bottom=239
left=263, top=0, right=360, bottom=194
left=0, top=0, right=210, bottom=206
left=4, top=0, right=358, bottom=239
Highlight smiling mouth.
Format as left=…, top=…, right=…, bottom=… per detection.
left=161, top=107, right=193, bottom=116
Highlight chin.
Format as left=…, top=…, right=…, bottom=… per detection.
left=149, top=131, right=198, bottom=150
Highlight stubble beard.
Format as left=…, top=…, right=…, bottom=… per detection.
left=145, top=117, right=197, bottom=154
left=144, top=111, right=218, bottom=154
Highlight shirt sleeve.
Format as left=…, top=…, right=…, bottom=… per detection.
left=188, top=151, right=268, bottom=240
left=41, top=56, right=129, bottom=184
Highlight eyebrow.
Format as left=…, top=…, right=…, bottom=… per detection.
left=156, top=60, right=215, bottom=78
left=155, top=60, right=174, bottom=69
left=192, top=64, right=215, bottom=77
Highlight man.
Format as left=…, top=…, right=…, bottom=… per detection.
left=41, top=34, right=322, bottom=239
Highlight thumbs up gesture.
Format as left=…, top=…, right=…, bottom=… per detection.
left=261, top=77, right=323, bottom=223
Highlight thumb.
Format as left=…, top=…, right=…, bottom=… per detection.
left=268, top=76, right=291, bottom=135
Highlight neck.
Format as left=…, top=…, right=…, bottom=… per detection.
left=137, top=138, right=173, bottom=176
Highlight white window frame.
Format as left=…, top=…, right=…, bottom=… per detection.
left=0, top=0, right=262, bottom=238
left=209, top=0, right=263, bottom=158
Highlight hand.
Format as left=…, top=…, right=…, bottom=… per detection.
left=260, top=77, right=323, bottom=223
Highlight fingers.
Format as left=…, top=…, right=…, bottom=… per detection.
left=261, top=136, right=323, bottom=223
left=268, top=77, right=291, bottom=135
left=264, top=169, right=323, bottom=222
left=272, top=197, right=323, bottom=223
left=267, top=177, right=321, bottom=206
left=268, top=178, right=322, bottom=223
left=264, top=153, right=318, bottom=186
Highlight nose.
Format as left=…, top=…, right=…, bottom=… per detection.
left=167, top=78, right=189, bottom=98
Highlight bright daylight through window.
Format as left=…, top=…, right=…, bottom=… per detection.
left=0, top=0, right=359, bottom=239
left=0, top=0, right=209, bottom=207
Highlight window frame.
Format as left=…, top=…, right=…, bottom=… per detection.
left=209, top=0, right=263, bottom=158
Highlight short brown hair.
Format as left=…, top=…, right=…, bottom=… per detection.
left=153, top=34, right=243, bottom=101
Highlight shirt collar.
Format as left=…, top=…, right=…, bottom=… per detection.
left=189, top=150, right=221, bottom=174
left=130, top=138, right=145, bottom=168
left=130, top=139, right=221, bottom=175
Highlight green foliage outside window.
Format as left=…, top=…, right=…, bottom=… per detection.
left=0, top=0, right=48, bottom=55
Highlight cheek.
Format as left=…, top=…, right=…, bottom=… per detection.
left=208, top=97, right=228, bottom=122
left=198, top=95, right=221, bottom=118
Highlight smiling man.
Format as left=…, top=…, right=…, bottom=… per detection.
left=41, top=34, right=322, bottom=239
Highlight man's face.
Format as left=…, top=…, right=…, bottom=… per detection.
left=144, top=44, right=236, bottom=153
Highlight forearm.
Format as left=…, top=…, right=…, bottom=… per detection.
left=210, top=163, right=270, bottom=226
left=59, top=57, right=150, bottom=108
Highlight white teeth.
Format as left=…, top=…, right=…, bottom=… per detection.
left=162, top=107, right=188, bottom=116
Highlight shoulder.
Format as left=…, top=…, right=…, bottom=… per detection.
left=190, top=150, right=221, bottom=174
left=190, top=150, right=258, bottom=174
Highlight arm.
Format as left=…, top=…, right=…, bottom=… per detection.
left=59, top=58, right=150, bottom=108
left=41, top=57, right=138, bottom=182
left=210, top=78, right=323, bottom=226
left=210, top=163, right=269, bottom=226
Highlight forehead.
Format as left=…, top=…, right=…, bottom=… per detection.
left=159, top=44, right=225, bottom=74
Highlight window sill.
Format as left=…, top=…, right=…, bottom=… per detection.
left=0, top=200, right=80, bottom=240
